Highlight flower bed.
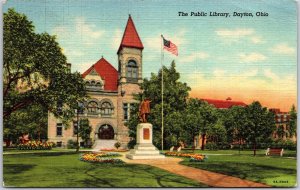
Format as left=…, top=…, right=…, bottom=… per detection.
left=79, top=152, right=124, bottom=164
left=17, top=141, right=55, bottom=150
left=164, top=151, right=207, bottom=162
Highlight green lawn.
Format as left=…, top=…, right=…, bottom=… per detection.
left=169, top=149, right=297, bottom=157
left=180, top=154, right=297, bottom=187
left=3, top=152, right=207, bottom=187
left=3, top=147, right=92, bottom=153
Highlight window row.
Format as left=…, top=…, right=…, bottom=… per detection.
left=56, top=122, right=80, bottom=137
left=85, top=80, right=103, bottom=87
left=87, top=101, right=114, bottom=115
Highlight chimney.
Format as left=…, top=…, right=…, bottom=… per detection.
left=226, top=97, right=232, bottom=101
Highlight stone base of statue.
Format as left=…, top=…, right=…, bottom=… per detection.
left=126, top=123, right=165, bottom=159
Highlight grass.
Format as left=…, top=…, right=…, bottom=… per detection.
left=166, top=149, right=297, bottom=157
left=3, top=147, right=92, bottom=153
left=180, top=154, right=297, bottom=187
left=3, top=152, right=207, bottom=187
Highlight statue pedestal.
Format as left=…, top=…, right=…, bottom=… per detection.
left=126, top=123, right=165, bottom=159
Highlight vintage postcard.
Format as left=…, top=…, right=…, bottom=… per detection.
left=2, top=0, right=297, bottom=188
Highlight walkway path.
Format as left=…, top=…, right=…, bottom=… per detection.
left=120, top=153, right=269, bottom=187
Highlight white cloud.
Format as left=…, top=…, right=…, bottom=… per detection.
left=64, top=49, right=85, bottom=57
left=264, top=69, right=279, bottom=80
left=239, top=52, right=267, bottom=63
left=52, top=17, right=104, bottom=47
left=144, top=36, right=161, bottom=50
left=216, top=28, right=254, bottom=37
left=216, top=28, right=265, bottom=45
left=215, top=28, right=254, bottom=43
left=144, top=29, right=188, bottom=51
left=75, top=17, right=104, bottom=39
left=237, top=69, right=258, bottom=78
left=213, top=69, right=226, bottom=77
left=52, top=26, right=70, bottom=39
left=182, top=52, right=210, bottom=63
left=271, top=43, right=295, bottom=55
left=72, top=60, right=96, bottom=73
left=111, top=28, right=123, bottom=51
left=251, top=36, right=264, bottom=44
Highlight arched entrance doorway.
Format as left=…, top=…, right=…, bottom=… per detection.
left=98, top=124, right=114, bottom=139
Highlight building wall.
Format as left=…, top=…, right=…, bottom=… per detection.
left=48, top=48, right=143, bottom=148
left=47, top=92, right=119, bottom=147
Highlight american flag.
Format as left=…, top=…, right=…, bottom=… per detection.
left=162, top=37, right=178, bottom=56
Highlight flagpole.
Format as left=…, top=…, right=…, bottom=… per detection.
left=161, top=34, right=164, bottom=151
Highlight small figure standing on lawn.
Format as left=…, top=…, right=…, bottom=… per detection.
left=139, top=98, right=151, bottom=123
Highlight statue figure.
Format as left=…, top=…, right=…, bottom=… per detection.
left=139, top=98, right=151, bottom=123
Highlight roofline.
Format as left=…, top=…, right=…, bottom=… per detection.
left=117, top=45, right=144, bottom=54
left=117, top=15, right=144, bottom=54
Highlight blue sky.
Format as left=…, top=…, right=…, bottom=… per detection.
left=3, top=0, right=297, bottom=110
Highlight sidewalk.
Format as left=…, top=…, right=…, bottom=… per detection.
left=120, top=153, right=269, bottom=187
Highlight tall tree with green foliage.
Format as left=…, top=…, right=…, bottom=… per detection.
left=4, top=103, right=48, bottom=146
left=3, top=9, right=86, bottom=126
left=184, top=98, right=218, bottom=150
left=206, top=119, right=227, bottom=146
left=78, top=119, right=92, bottom=148
left=275, top=125, right=287, bottom=140
left=222, top=106, right=249, bottom=153
left=126, top=61, right=191, bottom=149
left=288, top=104, right=297, bottom=138
left=244, top=101, right=276, bottom=156
left=164, top=111, right=186, bottom=147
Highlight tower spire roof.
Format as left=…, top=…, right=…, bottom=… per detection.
left=117, top=15, right=144, bottom=53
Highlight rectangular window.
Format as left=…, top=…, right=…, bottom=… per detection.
left=73, top=121, right=78, bottom=135
left=127, top=68, right=132, bottom=78
left=123, top=103, right=128, bottom=120
left=56, top=123, right=63, bottom=136
left=56, top=141, right=62, bottom=147
left=132, top=68, right=137, bottom=78
left=123, top=103, right=136, bottom=120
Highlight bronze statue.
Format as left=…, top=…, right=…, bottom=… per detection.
left=139, top=98, right=151, bottom=123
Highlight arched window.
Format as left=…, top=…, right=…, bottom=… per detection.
left=91, top=80, right=96, bottom=86
left=87, top=101, right=98, bottom=114
left=100, top=101, right=113, bottom=116
left=127, top=60, right=138, bottom=79
left=96, top=82, right=103, bottom=88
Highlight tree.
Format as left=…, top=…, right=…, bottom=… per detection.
left=222, top=106, right=249, bottom=153
left=4, top=103, right=49, bottom=148
left=275, top=125, right=286, bottom=140
left=244, top=101, right=276, bottom=156
left=184, top=98, right=218, bottom=150
left=288, top=104, right=297, bottom=138
left=206, top=119, right=227, bottom=147
left=126, top=61, right=191, bottom=149
left=3, top=9, right=86, bottom=125
left=164, top=111, right=186, bottom=147
left=78, top=119, right=92, bottom=148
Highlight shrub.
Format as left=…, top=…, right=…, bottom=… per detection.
left=127, top=139, right=136, bottom=149
left=205, top=142, right=218, bottom=150
left=114, top=142, right=121, bottom=149
left=67, top=139, right=77, bottom=149
left=283, top=140, right=296, bottom=150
